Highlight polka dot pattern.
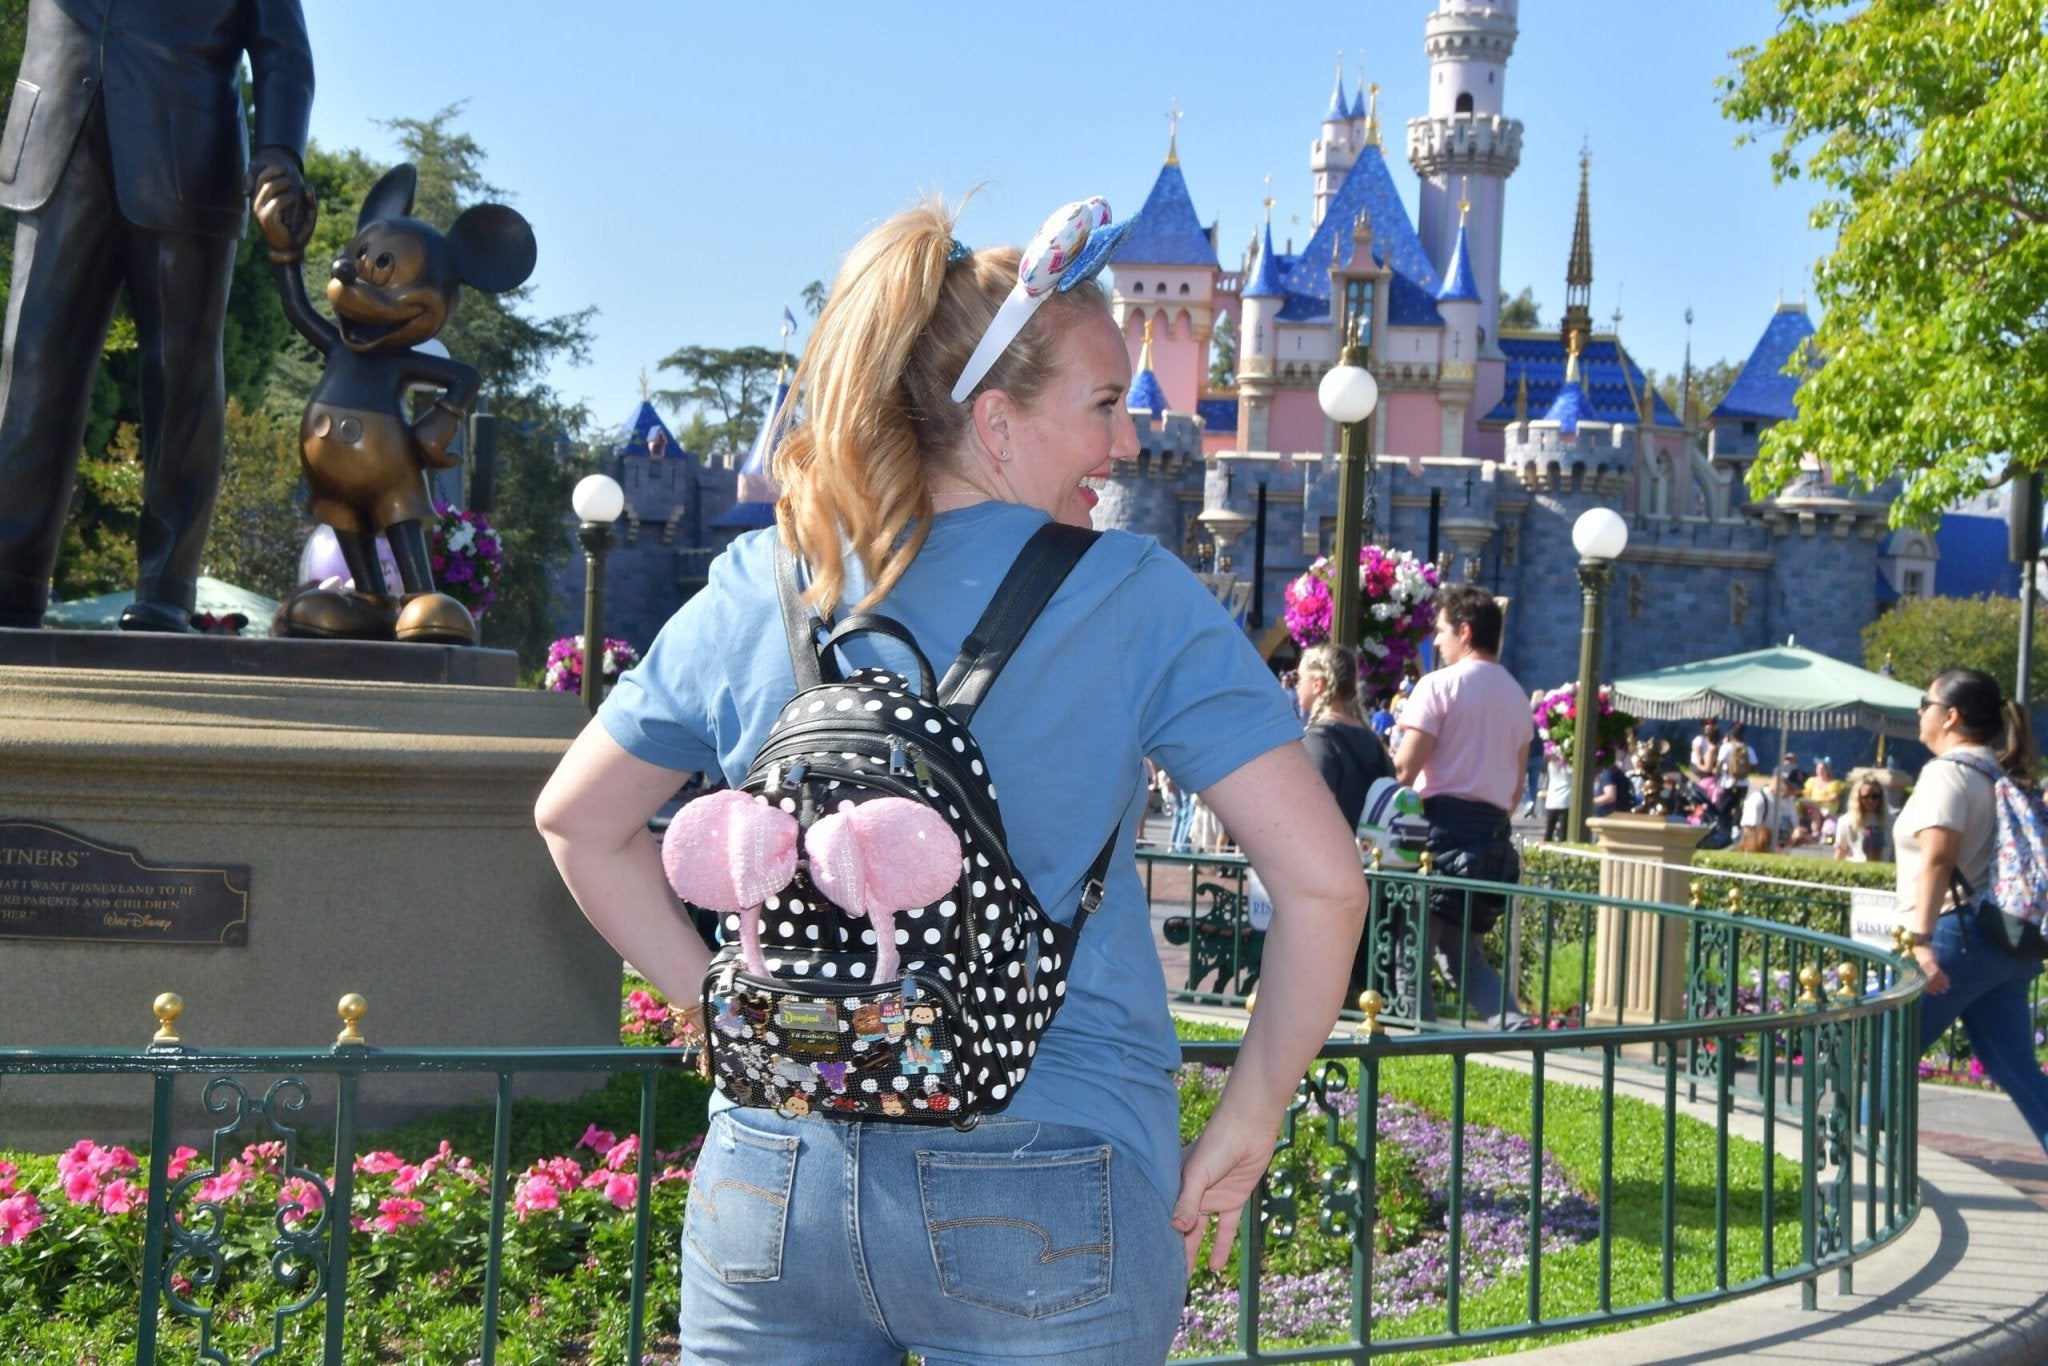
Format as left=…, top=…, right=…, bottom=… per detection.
left=691, top=663, right=1081, bottom=1121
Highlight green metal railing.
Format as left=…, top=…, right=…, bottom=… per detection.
left=1, top=861, right=1922, bottom=1364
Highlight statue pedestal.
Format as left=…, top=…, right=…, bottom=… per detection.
left=1584, top=815, right=1703, bottom=1051
left=0, top=650, right=621, bottom=1152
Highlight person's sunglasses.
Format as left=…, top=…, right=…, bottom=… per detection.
left=1918, top=696, right=1943, bottom=712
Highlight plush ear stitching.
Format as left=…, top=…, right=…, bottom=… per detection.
left=358, top=163, right=417, bottom=231
left=447, top=203, right=538, bottom=293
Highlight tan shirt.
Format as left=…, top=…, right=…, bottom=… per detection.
left=1893, top=745, right=2000, bottom=925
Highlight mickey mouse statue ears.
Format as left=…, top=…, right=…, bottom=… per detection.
left=949, top=196, right=1139, bottom=403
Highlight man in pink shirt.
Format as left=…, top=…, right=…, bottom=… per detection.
left=1393, top=584, right=1532, bottom=1027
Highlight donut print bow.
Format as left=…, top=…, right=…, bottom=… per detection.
left=950, top=196, right=1139, bottom=402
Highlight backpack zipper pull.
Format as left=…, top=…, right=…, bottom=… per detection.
left=889, top=737, right=910, bottom=777
left=908, top=743, right=931, bottom=787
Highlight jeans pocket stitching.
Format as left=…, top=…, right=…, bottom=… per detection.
left=918, top=1146, right=1114, bottom=1320
left=684, top=1117, right=798, bottom=1284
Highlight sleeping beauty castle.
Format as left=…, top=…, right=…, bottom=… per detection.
left=565, top=0, right=2013, bottom=753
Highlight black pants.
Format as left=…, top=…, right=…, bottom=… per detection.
left=0, top=98, right=236, bottom=623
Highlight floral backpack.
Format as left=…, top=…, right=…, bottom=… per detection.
left=1942, top=752, right=2048, bottom=960
left=661, top=523, right=1116, bottom=1123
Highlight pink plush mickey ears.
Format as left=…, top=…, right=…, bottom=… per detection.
left=660, top=790, right=962, bottom=983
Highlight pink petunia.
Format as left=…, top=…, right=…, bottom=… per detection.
left=165, top=1147, right=199, bottom=1182
left=599, top=1172, right=637, bottom=1210
left=0, top=1159, right=16, bottom=1199
left=371, top=1197, right=425, bottom=1234
left=0, top=1192, right=42, bottom=1245
left=603, top=1135, right=640, bottom=1172
left=356, top=1151, right=408, bottom=1175
left=99, top=1178, right=144, bottom=1216
left=389, top=1164, right=424, bottom=1195
left=277, top=1177, right=324, bottom=1228
left=513, top=1172, right=560, bottom=1220
left=578, top=1125, right=617, bottom=1158
left=193, top=1163, right=252, bottom=1205
left=63, top=1166, right=101, bottom=1206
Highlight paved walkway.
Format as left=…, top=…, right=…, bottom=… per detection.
left=1141, top=814, right=2048, bottom=1363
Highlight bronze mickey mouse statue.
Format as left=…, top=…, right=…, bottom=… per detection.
left=254, top=163, right=536, bottom=644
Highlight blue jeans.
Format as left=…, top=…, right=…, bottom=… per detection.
left=1169, top=796, right=1194, bottom=853
left=1919, top=910, right=2048, bottom=1152
left=678, top=1110, right=1186, bottom=1364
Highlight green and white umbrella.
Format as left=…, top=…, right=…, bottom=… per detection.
left=1610, top=643, right=1925, bottom=742
left=42, top=576, right=280, bottom=637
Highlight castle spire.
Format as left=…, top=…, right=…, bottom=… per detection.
left=1364, top=81, right=1381, bottom=147
left=1165, top=98, right=1183, bottom=166
left=1326, top=54, right=1348, bottom=123
left=1561, top=149, right=1595, bottom=348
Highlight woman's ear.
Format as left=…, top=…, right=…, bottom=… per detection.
left=970, top=387, right=1012, bottom=462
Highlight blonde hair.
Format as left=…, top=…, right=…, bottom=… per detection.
left=773, top=194, right=1111, bottom=616
left=1298, top=642, right=1364, bottom=726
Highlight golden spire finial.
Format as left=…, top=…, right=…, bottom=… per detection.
left=638, top=366, right=651, bottom=401
left=1262, top=173, right=1275, bottom=223
left=1458, top=174, right=1471, bottom=223
left=1365, top=81, right=1382, bottom=146
left=1165, top=98, right=1183, bottom=165
left=1138, top=319, right=1155, bottom=372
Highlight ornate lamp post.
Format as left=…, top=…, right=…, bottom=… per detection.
left=1317, top=328, right=1380, bottom=650
left=1567, top=507, right=1628, bottom=842
left=571, top=473, right=625, bottom=715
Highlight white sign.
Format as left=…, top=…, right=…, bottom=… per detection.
left=1245, top=871, right=1274, bottom=933
left=1849, top=887, right=1899, bottom=953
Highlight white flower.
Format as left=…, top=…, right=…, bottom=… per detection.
left=446, top=524, right=475, bottom=554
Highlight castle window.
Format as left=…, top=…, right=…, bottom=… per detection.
left=1500, top=522, right=1519, bottom=567
left=1904, top=570, right=1925, bottom=596
left=1731, top=581, right=1750, bottom=627
left=1742, top=421, right=1758, bottom=438
left=1179, top=282, right=1190, bottom=295
left=1455, top=92, right=1474, bottom=114
left=1130, top=281, right=1143, bottom=294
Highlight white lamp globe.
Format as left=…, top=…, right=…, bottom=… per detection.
left=1317, top=363, right=1379, bottom=425
left=572, top=473, right=625, bottom=524
left=1572, top=506, right=1629, bottom=561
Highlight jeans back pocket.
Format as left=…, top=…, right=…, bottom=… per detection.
left=684, top=1114, right=799, bottom=1283
left=917, top=1142, right=1113, bottom=1320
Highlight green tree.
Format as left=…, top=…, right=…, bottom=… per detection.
left=1722, top=0, right=2048, bottom=525
left=1863, top=594, right=2048, bottom=698
left=203, top=399, right=308, bottom=599
left=1645, top=357, right=1742, bottom=424
left=1208, top=312, right=1237, bottom=390
left=1497, top=286, right=1542, bottom=331
left=800, top=279, right=828, bottom=319
left=654, top=344, right=784, bottom=460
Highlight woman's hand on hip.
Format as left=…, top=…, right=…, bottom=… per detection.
left=1173, top=1108, right=1280, bottom=1274
left=1912, top=942, right=1949, bottom=995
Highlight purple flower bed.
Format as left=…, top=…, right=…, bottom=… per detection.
left=1173, top=1099, right=1597, bottom=1354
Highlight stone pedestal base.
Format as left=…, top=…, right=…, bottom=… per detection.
left=0, top=663, right=617, bottom=1151
left=1585, top=815, right=1703, bottom=1052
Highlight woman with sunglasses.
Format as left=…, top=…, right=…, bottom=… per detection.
left=1895, top=668, right=2048, bottom=1150
left=536, top=196, right=1368, bottom=1363
left=1832, top=779, right=1891, bottom=863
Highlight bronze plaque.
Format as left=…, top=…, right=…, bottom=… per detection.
left=0, top=820, right=248, bottom=946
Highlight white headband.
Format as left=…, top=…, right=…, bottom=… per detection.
left=949, top=197, right=1139, bottom=404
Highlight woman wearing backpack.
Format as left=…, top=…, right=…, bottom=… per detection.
left=1897, top=667, right=2048, bottom=1150
left=535, top=195, right=1369, bottom=1363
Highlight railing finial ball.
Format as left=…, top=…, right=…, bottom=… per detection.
left=1357, top=989, right=1386, bottom=1037
left=1837, top=960, right=1860, bottom=1000
left=151, top=992, right=183, bottom=1046
left=1797, top=965, right=1824, bottom=1006
left=1418, top=850, right=1434, bottom=876
left=1244, top=989, right=1256, bottom=1017
left=335, top=993, right=369, bottom=1047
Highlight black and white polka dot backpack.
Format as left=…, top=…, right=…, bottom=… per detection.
left=690, top=523, right=1113, bottom=1126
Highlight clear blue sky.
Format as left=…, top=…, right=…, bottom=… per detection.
left=302, top=1, right=1827, bottom=437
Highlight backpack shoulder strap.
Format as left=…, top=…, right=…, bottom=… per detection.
left=772, top=536, right=825, bottom=690
left=937, top=522, right=1098, bottom=725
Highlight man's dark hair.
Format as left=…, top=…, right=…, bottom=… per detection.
left=1434, top=583, right=1503, bottom=655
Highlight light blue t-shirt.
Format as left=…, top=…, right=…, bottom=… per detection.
left=599, top=501, right=1301, bottom=1204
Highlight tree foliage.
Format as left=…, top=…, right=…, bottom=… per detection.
left=1497, top=287, right=1542, bottom=331
left=1208, top=312, right=1237, bottom=390
left=1722, top=0, right=2048, bottom=525
left=204, top=400, right=309, bottom=600
left=1645, top=358, right=1742, bottom=424
left=1862, top=593, right=2048, bottom=698
left=654, top=344, right=784, bottom=459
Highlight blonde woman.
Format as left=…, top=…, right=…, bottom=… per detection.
left=1294, top=642, right=1393, bottom=830
left=535, top=197, right=1367, bottom=1363
left=1833, top=779, right=1891, bottom=863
